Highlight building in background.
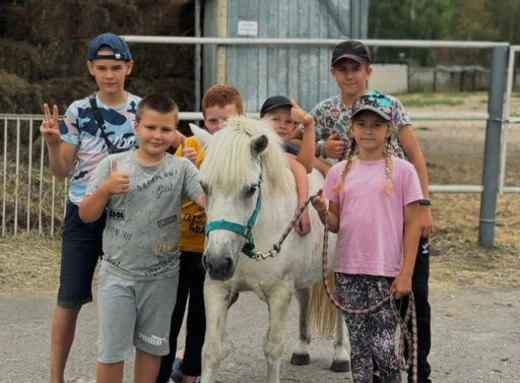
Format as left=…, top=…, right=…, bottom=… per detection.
left=199, top=0, right=369, bottom=112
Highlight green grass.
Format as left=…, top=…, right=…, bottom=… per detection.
left=398, top=93, right=466, bottom=107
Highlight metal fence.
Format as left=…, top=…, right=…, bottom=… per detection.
left=0, top=37, right=516, bottom=245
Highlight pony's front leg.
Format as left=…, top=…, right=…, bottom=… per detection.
left=200, top=281, right=231, bottom=383
left=264, top=283, right=294, bottom=383
left=331, top=308, right=350, bottom=372
left=290, top=288, right=311, bottom=365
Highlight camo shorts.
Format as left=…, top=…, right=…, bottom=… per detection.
left=335, top=273, right=401, bottom=383
left=97, top=269, right=179, bottom=363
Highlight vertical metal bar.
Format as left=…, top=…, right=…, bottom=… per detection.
left=479, top=46, right=508, bottom=246
left=27, top=118, right=34, bottom=232
left=499, top=46, right=517, bottom=193
left=350, top=0, right=361, bottom=39
left=14, top=118, right=20, bottom=235
left=39, top=136, right=44, bottom=235
left=194, top=0, right=202, bottom=115
left=2, top=117, right=7, bottom=236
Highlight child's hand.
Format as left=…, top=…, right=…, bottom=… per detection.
left=40, top=103, right=61, bottom=148
left=295, top=208, right=311, bottom=236
left=290, top=100, right=313, bottom=126
left=311, top=189, right=327, bottom=212
left=101, top=160, right=130, bottom=195
left=390, top=273, right=412, bottom=299
left=324, top=132, right=347, bottom=159
left=181, top=136, right=197, bottom=163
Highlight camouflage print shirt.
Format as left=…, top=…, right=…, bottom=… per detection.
left=310, top=92, right=411, bottom=160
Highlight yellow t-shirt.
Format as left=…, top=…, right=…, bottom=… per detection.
left=175, top=137, right=206, bottom=253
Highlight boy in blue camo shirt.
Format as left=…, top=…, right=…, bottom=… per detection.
left=40, top=32, right=140, bottom=383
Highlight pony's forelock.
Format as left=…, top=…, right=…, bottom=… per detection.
left=200, top=116, right=293, bottom=194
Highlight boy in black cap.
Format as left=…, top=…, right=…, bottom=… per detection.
left=291, top=40, right=433, bottom=383
left=260, top=95, right=324, bottom=235
left=261, top=95, right=330, bottom=176
left=40, top=32, right=140, bottom=383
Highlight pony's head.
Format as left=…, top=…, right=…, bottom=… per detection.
left=199, top=116, right=293, bottom=280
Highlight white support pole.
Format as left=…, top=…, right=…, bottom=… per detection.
left=38, top=137, right=44, bottom=236
left=27, top=118, right=33, bottom=232
left=2, top=118, right=7, bottom=236
left=14, top=119, right=20, bottom=235
left=121, top=35, right=508, bottom=49
left=499, top=46, right=520, bottom=193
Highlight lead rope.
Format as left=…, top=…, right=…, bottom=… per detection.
left=253, top=196, right=419, bottom=382
left=319, top=206, right=418, bottom=382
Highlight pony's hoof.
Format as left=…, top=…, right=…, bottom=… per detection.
left=290, top=353, right=311, bottom=365
left=330, top=360, right=350, bottom=372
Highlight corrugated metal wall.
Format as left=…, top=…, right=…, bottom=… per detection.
left=203, top=0, right=368, bottom=112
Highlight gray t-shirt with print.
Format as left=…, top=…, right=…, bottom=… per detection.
left=311, top=93, right=411, bottom=160
left=86, top=150, right=203, bottom=281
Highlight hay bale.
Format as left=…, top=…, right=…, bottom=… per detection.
left=38, top=39, right=92, bottom=79
left=0, top=71, right=42, bottom=113
left=0, top=39, right=43, bottom=81
left=25, top=1, right=112, bottom=45
left=0, top=4, right=32, bottom=42
left=39, top=76, right=97, bottom=111
left=130, top=44, right=195, bottom=79
left=127, top=77, right=194, bottom=111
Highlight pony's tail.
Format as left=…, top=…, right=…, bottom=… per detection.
left=308, top=271, right=336, bottom=338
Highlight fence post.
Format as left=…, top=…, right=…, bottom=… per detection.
left=478, top=45, right=509, bottom=246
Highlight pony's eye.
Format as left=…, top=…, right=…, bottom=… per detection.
left=244, top=185, right=257, bottom=198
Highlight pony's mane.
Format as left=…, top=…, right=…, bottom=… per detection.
left=200, top=116, right=293, bottom=194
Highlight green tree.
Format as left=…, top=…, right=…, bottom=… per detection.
left=368, top=0, right=454, bottom=65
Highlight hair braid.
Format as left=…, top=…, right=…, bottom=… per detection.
left=333, top=138, right=357, bottom=193
left=384, top=138, right=394, bottom=195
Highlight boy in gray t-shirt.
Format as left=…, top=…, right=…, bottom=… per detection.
left=79, top=94, right=204, bottom=383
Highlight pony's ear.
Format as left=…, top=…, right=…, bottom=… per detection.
left=189, top=123, right=212, bottom=146
left=250, top=134, right=269, bottom=158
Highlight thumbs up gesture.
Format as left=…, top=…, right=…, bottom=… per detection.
left=181, top=136, right=197, bottom=164
left=290, top=100, right=313, bottom=126
left=311, top=189, right=327, bottom=212
left=102, top=159, right=130, bottom=195
left=324, top=131, right=347, bottom=159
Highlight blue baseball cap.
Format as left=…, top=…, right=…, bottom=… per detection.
left=350, top=91, right=393, bottom=122
left=87, top=33, right=132, bottom=61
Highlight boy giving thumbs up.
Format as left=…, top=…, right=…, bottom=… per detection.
left=79, top=94, right=204, bottom=383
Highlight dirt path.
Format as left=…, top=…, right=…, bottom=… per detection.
left=1, top=285, right=519, bottom=383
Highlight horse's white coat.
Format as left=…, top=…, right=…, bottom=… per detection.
left=193, top=118, right=349, bottom=383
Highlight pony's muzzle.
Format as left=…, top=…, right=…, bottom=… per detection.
left=203, top=251, right=236, bottom=281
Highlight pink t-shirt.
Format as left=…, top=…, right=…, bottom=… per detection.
left=323, top=156, right=423, bottom=277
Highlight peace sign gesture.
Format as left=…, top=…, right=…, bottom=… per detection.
left=40, top=103, right=61, bottom=148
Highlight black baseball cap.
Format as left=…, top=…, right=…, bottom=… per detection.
left=87, top=33, right=132, bottom=61
left=331, top=40, right=371, bottom=67
left=260, top=95, right=292, bottom=118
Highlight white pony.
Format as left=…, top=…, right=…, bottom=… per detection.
left=192, top=117, right=349, bottom=383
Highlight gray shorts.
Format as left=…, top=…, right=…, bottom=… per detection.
left=97, top=269, right=179, bottom=363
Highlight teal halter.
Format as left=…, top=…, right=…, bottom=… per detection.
left=205, top=175, right=263, bottom=258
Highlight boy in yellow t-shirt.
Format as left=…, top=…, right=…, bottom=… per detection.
left=157, top=84, right=244, bottom=383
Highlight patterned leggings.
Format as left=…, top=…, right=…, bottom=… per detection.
left=335, top=273, right=401, bottom=383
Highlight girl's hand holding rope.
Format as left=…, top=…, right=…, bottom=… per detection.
left=390, top=272, right=413, bottom=299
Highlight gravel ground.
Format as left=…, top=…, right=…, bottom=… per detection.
left=1, top=285, right=519, bottom=383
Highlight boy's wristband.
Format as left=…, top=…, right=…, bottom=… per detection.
left=317, top=140, right=327, bottom=158
left=418, top=199, right=431, bottom=206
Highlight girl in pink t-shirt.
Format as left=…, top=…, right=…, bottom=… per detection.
left=312, top=92, right=422, bottom=383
